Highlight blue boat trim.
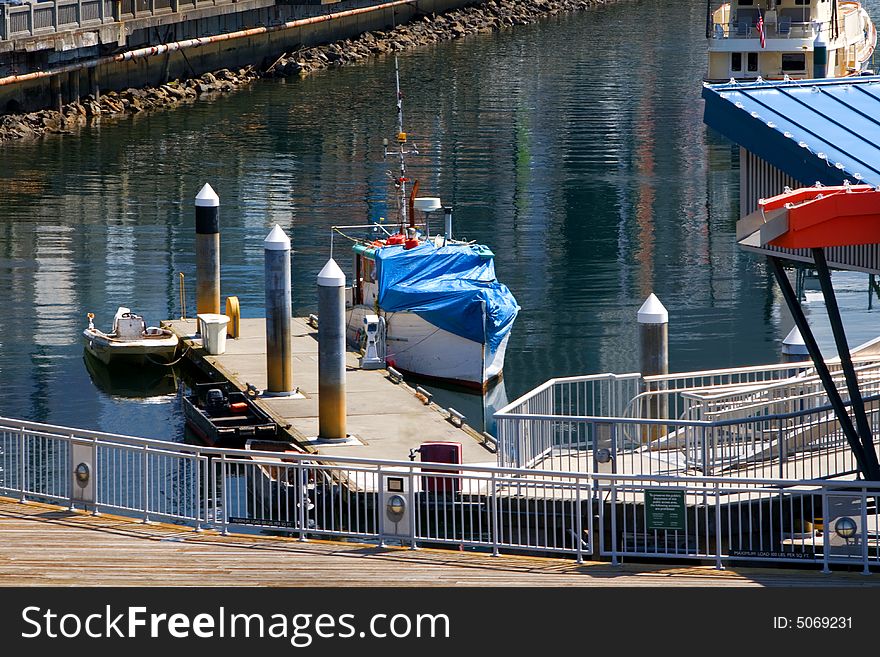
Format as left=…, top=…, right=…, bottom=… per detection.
left=702, top=76, right=880, bottom=186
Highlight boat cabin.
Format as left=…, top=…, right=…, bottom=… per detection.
left=705, top=0, right=876, bottom=81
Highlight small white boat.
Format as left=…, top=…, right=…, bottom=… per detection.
left=706, top=0, right=877, bottom=82
left=82, top=307, right=179, bottom=365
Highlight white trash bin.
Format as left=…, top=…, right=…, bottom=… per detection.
left=198, top=313, right=230, bottom=355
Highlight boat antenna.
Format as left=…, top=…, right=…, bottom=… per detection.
left=384, top=9, right=418, bottom=231
left=394, top=54, right=409, bottom=230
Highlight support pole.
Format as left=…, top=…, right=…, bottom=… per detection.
left=444, top=206, right=453, bottom=240
left=69, top=70, right=80, bottom=104
left=264, top=224, right=293, bottom=394
left=88, top=66, right=100, bottom=100
left=50, top=75, right=62, bottom=114
left=769, top=257, right=877, bottom=480
left=194, top=183, right=220, bottom=316
left=317, top=258, right=347, bottom=441
left=811, top=247, right=880, bottom=479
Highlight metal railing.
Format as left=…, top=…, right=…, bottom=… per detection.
left=0, top=0, right=230, bottom=41
left=2, top=417, right=880, bottom=571
left=711, top=7, right=866, bottom=42
left=495, top=358, right=880, bottom=478
left=0, top=418, right=593, bottom=560
left=599, top=473, right=879, bottom=573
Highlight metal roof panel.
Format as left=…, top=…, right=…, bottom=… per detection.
left=703, top=77, right=880, bottom=185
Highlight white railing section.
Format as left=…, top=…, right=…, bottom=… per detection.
left=495, top=358, right=880, bottom=479
left=1, top=417, right=880, bottom=571
left=0, top=417, right=594, bottom=560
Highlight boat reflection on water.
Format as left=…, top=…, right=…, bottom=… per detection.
left=83, top=351, right=180, bottom=400
left=418, top=378, right=509, bottom=438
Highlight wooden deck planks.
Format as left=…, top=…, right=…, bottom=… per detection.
left=1, top=497, right=877, bottom=587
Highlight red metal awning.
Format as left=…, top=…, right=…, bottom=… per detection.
left=744, top=185, right=880, bottom=249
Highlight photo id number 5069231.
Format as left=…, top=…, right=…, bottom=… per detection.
left=773, top=617, right=852, bottom=630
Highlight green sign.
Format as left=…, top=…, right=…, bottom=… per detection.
left=645, top=489, right=686, bottom=531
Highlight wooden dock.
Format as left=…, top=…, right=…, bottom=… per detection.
left=163, top=317, right=496, bottom=465
left=3, top=496, right=877, bottom=587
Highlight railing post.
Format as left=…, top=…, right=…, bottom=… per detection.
left=490, top=471, right=499, bottom=557
left=220, top=453, right=227, bottom=535
left=714, top=482, right=724, bottom=570
left=91, top=439, right=100, bottom=516
left=18, top=427, right=25, bottom=503
left=701, top=425, right=709, bottom=478
left=821, top=491, right=831, bottom=574
left=68, top=435, right=76, bottom=512
left=27, top=4, right=33, bottom=39
left=1, top=4, right=7, bottom=41
left=141, top=444, right=149, bottom=523
left=862, top=487, right=870, bottom=576
left=408, top=467, right=417, bottom=550
left=575, top=478, right=583, bottom=563
left=778, top=424, right=785, bottom=479
left=98, top=0, right=104, bottom=21
left=297, top=461, right=306, bottom=542
left=610, top=480, right=619, bottom=566
left=196, top=456, right=206, bottom=532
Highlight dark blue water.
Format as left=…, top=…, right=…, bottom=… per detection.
left=0, top=0, right=878, bottom=439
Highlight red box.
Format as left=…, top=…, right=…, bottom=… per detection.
left=419, top=442, right=462, bottom=495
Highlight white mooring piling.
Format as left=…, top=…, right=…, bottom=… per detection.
left=638, top=293, right=669, bottom=432
left=782, top=325, right=809, bottom=363
left=264, top=224, right=293, bottom=395
left=638, top=293, right=669, bottom=377
left=317, top=258, right=347, bottom=441
left=195, top=183, right=221, bottom=316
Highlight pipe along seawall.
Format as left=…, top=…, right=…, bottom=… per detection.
left=0, top=0, right=613, bottom=137
left=0, top=0, right=450, bottom=112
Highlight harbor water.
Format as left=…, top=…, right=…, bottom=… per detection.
left=0, top=0, right=878, bottom=440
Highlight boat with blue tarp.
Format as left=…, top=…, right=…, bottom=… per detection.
left=337, top=55, right=519, bottom=390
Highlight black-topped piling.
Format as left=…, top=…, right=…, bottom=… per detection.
left=195, top=183, right=220, bottom=316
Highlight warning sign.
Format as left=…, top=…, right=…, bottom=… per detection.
left=645, top=489, right=686, bottom=531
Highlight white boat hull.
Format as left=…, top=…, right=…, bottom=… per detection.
left=347, top=305, right=508, bottom=389
left=82, top=329, right=179, bottom=366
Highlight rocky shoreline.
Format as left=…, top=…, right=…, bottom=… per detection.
left=0, top=0, right=612, bottom=142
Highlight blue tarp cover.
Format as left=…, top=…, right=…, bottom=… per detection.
left=374, top=243, right=519, bottom=349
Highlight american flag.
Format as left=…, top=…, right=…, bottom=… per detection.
left=756, top=13, right=766, bottom=48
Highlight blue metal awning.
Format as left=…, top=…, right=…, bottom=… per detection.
left=702, top=76, right=880, bottom=186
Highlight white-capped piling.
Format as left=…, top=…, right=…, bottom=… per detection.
left=782, top=326, right=809, bottom=363
left=317, top=258, right=347, bottom=441
left=638, top=293, right=669, bottom=378
left=444, top=206, right=453, bottom=240
left=264, top=224, right=293, bottom=394
left=195, top=183, right=221, bottom=316
left=638, top=294, right=669, bottom=436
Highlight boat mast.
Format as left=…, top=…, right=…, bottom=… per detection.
left=393, top=54, right=410, bottom=231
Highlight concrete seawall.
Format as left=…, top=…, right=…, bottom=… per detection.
left=0, top=0, right=613, bottom=137
left=0, top=0, right=467, bottom=112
